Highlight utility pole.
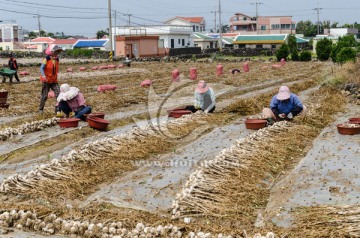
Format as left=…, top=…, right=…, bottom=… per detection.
left=251, top=2, right=263, bottom=34
left=124, top=13, right=132, bottom=27
left=211, top=8, right=217, bottom=33
left=113, top=10, right=117, bottom=59
left=218, top=0, right=222, bottom=49
left=108, top=0, right=113, bottom=61
left=33, top=14, right=41, bottom=37
left=314, top=7, right=322, bottom=35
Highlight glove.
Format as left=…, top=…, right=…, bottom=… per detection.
left=204, top=109, right=209, bottom=113
left=278, top=113, right=286, bottom=119
left=195, top=106, right=201, bottom=110
left=69, top=112, right=75, bottom=118
left=56, top=111, right=64, bottom=118
left=40, top=75, right=47, bottom=83
left=287, top=112, right=293, bottom=119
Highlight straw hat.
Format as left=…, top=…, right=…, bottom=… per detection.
left=276, top=85, right=291, bottom=100
left=196, top=80, right=209, bottom=94
left=57, top=84, right=79, bottom=102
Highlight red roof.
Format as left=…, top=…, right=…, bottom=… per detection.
left=53, top=39, right=78, bottom=45
left=31, top=37, right=55, bottom=43
left=176, top=16, right=204, bottom=24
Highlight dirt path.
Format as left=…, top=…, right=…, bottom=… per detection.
left=265, top=103, right=360, bottom=227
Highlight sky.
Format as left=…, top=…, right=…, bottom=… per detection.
left=0, top=0, right=359, bottom=37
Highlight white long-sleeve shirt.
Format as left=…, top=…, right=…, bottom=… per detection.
left=194, top=88, right=216, bottom=112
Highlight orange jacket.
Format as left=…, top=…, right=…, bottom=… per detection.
left=43, top=56, right=59, bottom=83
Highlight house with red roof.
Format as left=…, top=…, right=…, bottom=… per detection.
left=22, top=37, right=55, bottom=52
left=164, top=16, right=206, bottom=32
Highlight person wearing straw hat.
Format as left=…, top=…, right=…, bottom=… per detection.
left=186, top=80, right=216, bottom=113
left=38, top=44, right=63, bottom=113
left=262, top=85, right=306, bottom=124
left=57, top=83, right=92, bottom=120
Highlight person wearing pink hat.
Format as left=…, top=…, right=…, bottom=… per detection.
left=38, top=44, right=63, bottom=113
left=186, top=80, right=216, bottom=113
left=262, top=85, right=306, bottom=124
left=57, top=83, right=92, bottom=120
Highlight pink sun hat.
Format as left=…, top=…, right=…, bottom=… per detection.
left=276, top=85, right=291, bottom=100
left=45, top=44, right=63, bottom=56
left=196, top=80, right=209, bottom=94
left=57, top=84, right=80, bottom=102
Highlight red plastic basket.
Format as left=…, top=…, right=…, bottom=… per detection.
left=168, top=109, right=192, bottom=118
left=336, top=124, right=360, bottom=135
left=245, top=119, right=267, bottom=130
left=58, top=118, right=80, bottom=128
left=87, top=117, right=110, bottom=130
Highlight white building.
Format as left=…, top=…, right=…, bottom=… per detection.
left=0, top=20, right=25, bottom=42
left=324, top=28, right=359, bottom=37
left=164, top=16, right=206, bottom=32
left=113, top=25, right=194, bottom=49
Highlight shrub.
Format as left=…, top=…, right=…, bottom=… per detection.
left=316, top=38, right=332, bottom=61
left=336, top=47, right=357, bottom=64
left=291, top=48, right=299, bottom=61
left=275, top=44, right=289, bottom=61
left=299, top=50, right=312, bottom=61
left=330, top=35, right=357, bottom=63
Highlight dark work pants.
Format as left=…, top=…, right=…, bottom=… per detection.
left=58, top=101, right=92, bottom=120
left=185, top=105, right=216, bottom=113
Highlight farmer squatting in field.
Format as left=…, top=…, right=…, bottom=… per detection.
left=262, top=85, right=306, bottom=125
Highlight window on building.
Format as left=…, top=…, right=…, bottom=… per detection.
left=196, top=26, right=199, bottom=31
left=256, top=45, right=262, bottom=49
left=194, top=44, right=198, bottom=47
left=261, top=25, right=266, bottom=30
left=242, top=26, right=248, bottom=30
left=271, top=45, right=276, bottom=49
left=178, top=39, right=180, bottom=44
left=6, top=46, right=10, bottom=50
left=182, top=39, right=185, bottom=46
left=193, top=25, right=195, bottom=32
left=271, top=24, right=280, bottom=29
left=291, top=24, right=296, bottom=29
left=238, top=44, right=245, bottom=48
left=281, top=24, right=291, bottom=29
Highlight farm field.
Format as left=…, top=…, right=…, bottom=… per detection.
left=0, top=57, right=359, bottom=238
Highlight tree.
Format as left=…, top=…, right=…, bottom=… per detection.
left=336, top=47, right=356, bottom=64
left=39, top=30, right=46, bottom=37
left=287, top=34, right=297, bottom=53
left=219, top=24, right=230, bottom=33
left=96, top=30, right=108, bottom=39
left=299, top=50, right=312, bottom=61
left=291, top=48, right=299, bottom=61
left=28, top=31, right=37, bottom=39
left=275, top=43, right=290, bottom=61
left=316, top=38, right=332, bottom=61
left=331, top=35, right=357, bottom=63
left=296, top=20, right=318, bottom=37
left=47, top=32, right=55, bottom=38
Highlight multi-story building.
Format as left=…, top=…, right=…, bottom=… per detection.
left=0, top=20, right=25, bottom=42
left=229, top=13, right=296, bottom=35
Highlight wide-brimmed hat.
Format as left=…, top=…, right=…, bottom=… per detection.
left=45, top=44, right=63, bottom=56
left=276, top=85, right=291, bottom=100
left=57, top=84, right=80, bottom=102
left=196, top=80, right=209, bottom=94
